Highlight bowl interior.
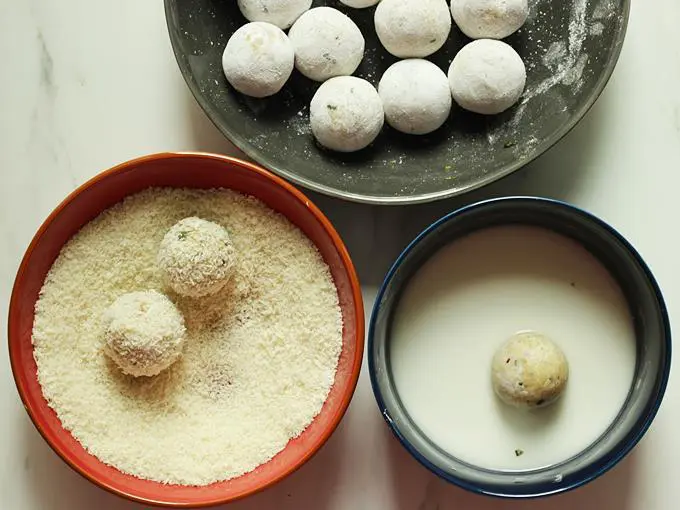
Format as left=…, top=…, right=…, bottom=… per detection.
left=369, top=197, right=670, bottom=497
left=8, top=153, right=364, bottom=507
left=165, top=0, right=629, bottom=203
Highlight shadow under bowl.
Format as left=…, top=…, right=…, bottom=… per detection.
left=368, top=196, right=671, bottom=497
left=8, top=152, right=364, bottom=508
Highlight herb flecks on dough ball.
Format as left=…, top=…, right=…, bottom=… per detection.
left=237, top=0, right=312, bottom=29
left=451, top=0, right=529, bottom=40
left=374, top=0, right=452, bottom=58
left=448, top=39, right=526, bottom=115
left=157, top=217, right=237, bottom=298
left=379, top=59, right=452, bottom=135
left=310, top=76, right=384, bottom=152
left=491, top=331, right=569, bottom=409
left=103, top=290, right=186, bottom=378
left=222, top=22, right=294, bottom=98
left=288, top=7, right=365, bottom=82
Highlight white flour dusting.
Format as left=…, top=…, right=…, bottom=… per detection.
left=482, top=0, right=602, bottom=147
left=563, top=54, right=590, bottom=89
left=289, top=108, right=312, bottom=136
left=542, top=41, right=568, bottom=70
left=522, top=0, right=589, bottom=104
left=590, top=22, right=605, bottom=36
left=593, top=0, right=617, bottom=20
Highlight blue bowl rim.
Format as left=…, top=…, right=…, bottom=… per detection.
left=367, top=195, right=672, bottom=499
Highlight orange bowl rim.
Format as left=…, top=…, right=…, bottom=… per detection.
left=8, top=151, right=365, bottom=507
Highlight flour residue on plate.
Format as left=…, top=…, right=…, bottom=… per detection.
left=480, top=0, right=618, bottom=155
left=522, top=0, right=590, bottom=103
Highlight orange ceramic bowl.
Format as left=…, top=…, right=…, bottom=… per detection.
left=8, top=152, right=364, bottom=507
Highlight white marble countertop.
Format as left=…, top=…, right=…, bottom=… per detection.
left=2, top=1, right=680, bottom=509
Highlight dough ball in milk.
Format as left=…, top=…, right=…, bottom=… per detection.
left=451, top=0, right=528, bottom=40
left=157, top=217, right=237, bottom=298
left=340, top=0, right=381, bottom=8
left=448, top=39, right=526, bottom=115
left=288, top=7, right=365, bottom=82
left=374, top=0, right=452, bottom=58
left=237, top=0, right=312, bottom=29
left=103, top=290, right=186, bottom=378
left=378, top=59, right=452, bottom=135
left=310, top=76, right=384, bottom=152
left=222, top=22, right=294, bottom=98
left=491, top=331, right=569, bottom=409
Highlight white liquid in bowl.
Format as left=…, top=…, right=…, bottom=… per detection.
left=390, top=225, right=637, bottom=470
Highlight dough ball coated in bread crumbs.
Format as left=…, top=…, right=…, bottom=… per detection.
left=103, top=290, right=186, bottom=377
left=157, top=217, right=237, bottom=298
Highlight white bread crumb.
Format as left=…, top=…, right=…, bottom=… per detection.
left=32, top=188, right=343, bottom=486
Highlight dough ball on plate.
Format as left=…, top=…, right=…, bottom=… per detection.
left=491, top=331, right=569, bottom=409
left=340, top=0, right=381, bottom=7
left=157, top=217, right=237, bottom=298
left=237, top=0, right=312, bottom=29
left=103, top=290, right=186, bottom=378
left=288, top=7, right=365, bottom=82
left=378, top=59, right=452, bottom=135
left=310, top=76, right=384, bottom=152
left=374, top=0, right=452, bottom=58
left=451, top=0, right=528, bottom=39
left=448, top=39, right=526, bottom=115
left=222, top=22, right=294, bottom=98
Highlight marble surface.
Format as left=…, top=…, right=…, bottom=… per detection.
left=1, top=1, right=679, bottom=509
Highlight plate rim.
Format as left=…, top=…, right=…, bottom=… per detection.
left=164, top=0, right=631, bottom=205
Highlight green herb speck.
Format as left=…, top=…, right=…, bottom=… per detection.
left=444, top=164, right=453, bottom=171
left=177, top=231, right=189, bottom=240
left=515, top=449, right=524, bottom=457
left=327, top=104, right=338, bottom=111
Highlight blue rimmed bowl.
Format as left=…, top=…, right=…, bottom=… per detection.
left=368, top=196, right=671, bottom=498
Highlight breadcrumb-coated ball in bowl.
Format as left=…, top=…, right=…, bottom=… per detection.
left=102, top=290, right=186, bottom=377
left=157, top=217, right=237, bottom=298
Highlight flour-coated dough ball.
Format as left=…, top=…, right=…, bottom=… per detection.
left=491, top=331, right=569, bottom=409
left=451, top=0, right=528, bottom=39
left=378, top=59, right=452, bottom=135
left=340, top=0, right=381, bottom=8
left=157, top=217, right=237, bottom=298
left=310, top=76, right=384, bottom=152
left=374, top=0, right=452, bottom=58
left=237, top=0, right=312, bottom=29
left=103, top=291, right=186, bottom=377
left=222, top=22, right=294, bottom=98
left=288, top=7, right=365, bottom=82
left=448, top=39, right=526, bottom=115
